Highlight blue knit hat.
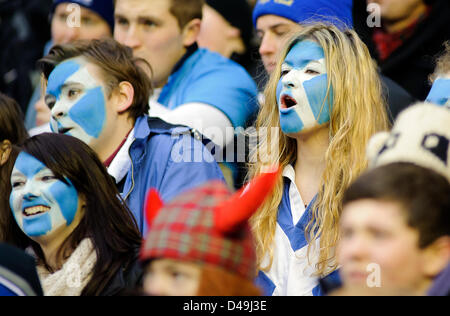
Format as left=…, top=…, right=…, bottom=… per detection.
left=51, top=0, right=115, bottom=32
left=252, top=0, right=353, bottom=30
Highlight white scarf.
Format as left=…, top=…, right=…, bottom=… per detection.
left=37, top=239, right=97, bottom=296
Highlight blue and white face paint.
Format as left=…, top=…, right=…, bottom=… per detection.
left=9, top=152, right=80, bottom=238
left=276, top=40, right=333, bottom=134
left=46, top=58, right=107, bottom=145
left=426, top=78, right=450, bottom=108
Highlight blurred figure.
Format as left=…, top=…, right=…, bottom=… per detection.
left=140, top=170, right=279, bottom=296
left=427, top=41, right=450, bottom=107
left=353, top=0, right=450, bottom=100
left=0, top=243, right=43, bottom=296
left=198, top=0, right=256, bottom=75
left=26, top=0, right=114, bottom=133
left=0, top=0, right=52, bottom=114
left=338, top=163, right=450, bottom=296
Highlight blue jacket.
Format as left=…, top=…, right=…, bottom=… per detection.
left=121, top=116, right=225, bottom=235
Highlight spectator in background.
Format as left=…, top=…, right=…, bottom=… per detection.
left=198, top=0, right=259, bottom=81
left=114, top=0, right=258, bottom=150
left=426, top=41, right=450, bottom=107
left=26, top=0, right=114, bottom=134
left=353, top=0, right=450, bottom=100
left=0, top=93, right=28, bottom=247
left=338, top=163, right=450, bottom=296
left=253, top=0, right=416, bottom=121
left=0, top=0, right=52, bottom=114
left=9, top=133, right=143, bottom=296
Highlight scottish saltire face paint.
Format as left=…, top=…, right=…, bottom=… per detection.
left=276, top=41, right=333, bottom=134
left=9, top=152, right=80, bottom=238
left=47, top=58, right=107, bottom=145
left=426, top=78, right=450, bottom=107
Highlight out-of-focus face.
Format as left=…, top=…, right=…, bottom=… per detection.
left=10, top=152, right=83, bottom=241
left=143, top=258, right=202, bottom=296
left=51, top=3, right=112, bottom=45
left=426, top=74, right=450, bottom=107
left=276, top=40, right=333, bottom=135
left=366, top=0, right=425, bottom=22
left=46, top=57, right=116, bottom=153
left=197, top=4, right=236, bottom=58
left=256, top=14, right=301, bottom=74
left=114, top=0, right=187, bottom=88
left=338, top=199, right=431, bottom=294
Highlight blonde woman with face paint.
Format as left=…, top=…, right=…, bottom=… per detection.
left=248, top=24, right=389, bottom=296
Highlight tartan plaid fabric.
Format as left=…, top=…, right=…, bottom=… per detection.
left=141, top=181, right=257, bottom=280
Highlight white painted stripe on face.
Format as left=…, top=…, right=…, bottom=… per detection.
left=286, top=69, right=317, bottom=129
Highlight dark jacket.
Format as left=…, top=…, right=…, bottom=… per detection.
left=353, top=0, right=450, bottom=100
left=99, top=247, right=143, bottom=296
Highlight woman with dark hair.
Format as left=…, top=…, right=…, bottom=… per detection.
left=9, top=133, right=142, bottom=296
left=0, top=93, right=29, bottom=245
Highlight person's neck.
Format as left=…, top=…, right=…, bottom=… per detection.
left=97, top=117, right=134, bottom=162
left=293, top=125, right=329, bottom=202
left=383, top=3, right=427, bottom=33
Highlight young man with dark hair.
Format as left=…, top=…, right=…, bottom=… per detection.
left=337, top=163, right=450, bottom=296
left=38, top=38, right=224, bottom=234
left=114, top=0, right=258, bottom=149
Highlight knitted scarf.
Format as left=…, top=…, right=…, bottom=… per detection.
left=37, top=239, right=97, bottom=296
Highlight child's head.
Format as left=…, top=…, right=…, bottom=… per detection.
left=338, top=163, right=450, bottom=295
left=140, top=169, right=279, bottom=296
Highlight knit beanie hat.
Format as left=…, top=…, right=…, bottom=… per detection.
left=367, top=102, right=450, bottom=182
left=0, top=243, right=43, bottom=296
left=51, top=0, right=115, bottom=32
left=205, top=0, right=254, bottom=49
left=252, top=0, right=353, bottom=29
left=140, top=168, right=279, bottom=280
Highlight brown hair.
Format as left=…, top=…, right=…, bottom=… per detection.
left=343, top=163, right=450, bottom=249
left=196, top=264, right=261, bottom=296
left=430, top=41, right=450, bottom=82
left=169, top=0, right=203, bottom=29
left=37, top=38, right=153, bottom=121
left=0, top=93, right=28, bottom=144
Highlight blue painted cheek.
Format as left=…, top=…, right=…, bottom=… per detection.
left=303, top=74, right=333, bottom=125
left=426, top=79, right=450, bottom=106
left=68, top=87, right=106, bottom=138
left=22, top=214, right=52, bottom=237
left=279, top=111, right=304, bottom=134
left=49, top=179, right=79, bottom=226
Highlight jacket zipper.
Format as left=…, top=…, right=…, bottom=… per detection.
left=123, top=142, right=136, bottom=202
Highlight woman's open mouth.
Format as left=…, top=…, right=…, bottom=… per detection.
left=23, top=205, right=51, bottom=217
left=280, top=94, right=298, bottom=109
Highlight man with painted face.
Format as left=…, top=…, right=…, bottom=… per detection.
left=427, top=42, right=450, bottom=107
left=113, top=0, right=258, bottom=150
left=37, top=38, right=225, bottom=235
left=253, top=0, right=417, bottom=121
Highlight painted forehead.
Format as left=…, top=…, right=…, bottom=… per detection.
left=46, top=58, right=100, bottom=97
left=284, top=40, right=325, bottom=68
left=13, top=152, right=48, bottom=178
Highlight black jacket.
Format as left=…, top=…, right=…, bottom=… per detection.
left=353, top=0, right=450, bottom=100
left=99, top=247, right=144, bottom=296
